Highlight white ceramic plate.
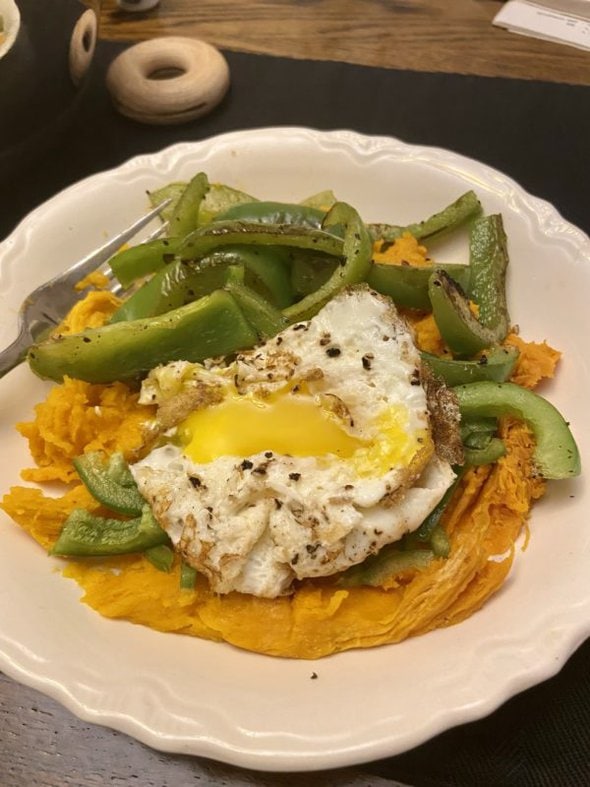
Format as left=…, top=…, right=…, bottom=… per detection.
left=0, top=127, right=588, bottom=772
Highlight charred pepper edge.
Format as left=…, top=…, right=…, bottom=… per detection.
left=428, top=269, right=504, bottom=357
left=368, top=190, right=482, bottom=244
left=178, top=220, right=344, bottom=261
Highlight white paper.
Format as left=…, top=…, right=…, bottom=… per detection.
left=528, top=0, right=590, bottom=18
left=494, top=0, right=590, bottom=51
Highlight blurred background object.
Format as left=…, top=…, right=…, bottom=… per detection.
left=117, top=0, right=160, bottom=10
left=106, top=36, right=230, bottom=124
left=0, top=0, right=101, bottom=179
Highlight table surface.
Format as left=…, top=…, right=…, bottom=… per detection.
left=2, top=2, right=589, bottom=786
left=100, top=0, right=590, bottom=85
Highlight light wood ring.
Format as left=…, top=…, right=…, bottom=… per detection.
left=106, top=37, right=230, bottom=125
left=69, top=8, right=98, bottom=85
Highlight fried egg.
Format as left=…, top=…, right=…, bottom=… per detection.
left=131, top=287, right=458, bottom=597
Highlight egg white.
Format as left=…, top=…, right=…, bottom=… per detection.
left=132, top=287, right=457, bottom=597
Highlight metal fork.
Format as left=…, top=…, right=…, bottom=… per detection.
left=0, top=199, right=171, bottom=379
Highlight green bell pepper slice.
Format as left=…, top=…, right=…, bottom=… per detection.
left=427, top=214, right=510, bottom=357
left=459, top=418, right=506, bottom=466
left=51, top=505, right=169, bottom=557
left=289, top=253, right=335, bottom=297
left=299, top=189, right=337, bottom=210
left=73, top=451, right=145, bottom=517
left=368, top=262, right=471, bottom=311
left=147, top=182, right=186, bottom=222
left=338, top=546, right=435, bottom=588
left=215, top=200, right=327, bottom=229
left=205, top=245, right=293, bottom=308
left=428, top=270, right=502, bottom=357
left=144, top=544, right=175, bottom=572
left=109, top=237, right=184, bottom=288
left=180, top=561, right=198, bottom=590
left=149, top=181, right=258, bottom=226
left=27, top=289, right=258, bottom=384
left=463, top=437, right=506, bottom=467
left=283, top=202, right=372, bottom=322
left=454, top=381, right=581, bottom=479
left=409, top=470, right=464, bottom=545
left=225, top=279, right=289, bottom=339
left=460, top=417, right=498, bottom=446
left=369, top=190, right=482, bottom=244
left=469, top=214, right=510, bottom=340
left=179, top=220, right=344, bottom=261
left=110, top=258, right=228, bottom=323
left=167, top=172, right=209, bottom=238
left=428, top=524, right=451, bottom=557
left=198, top=183, right=258, bottom=225
left=112, top=245, right=293, bottom=323
left=421, top=345, right=519, bottom=386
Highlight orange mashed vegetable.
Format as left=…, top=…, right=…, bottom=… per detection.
left=0, top=289, right=559, bottom=659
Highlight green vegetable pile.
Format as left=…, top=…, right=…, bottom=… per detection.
left=30, top=173, right=580, bottom=574
left=28, top=175, right=484, bottom=384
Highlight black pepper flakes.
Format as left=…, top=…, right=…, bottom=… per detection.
left=265, top=451, right=274, bottom=459
left=240, top=459, right=254, bottom=470
left=289, top=472, right=301, bottom=481
left=310, top=672, right=318, bottom=680
left=189, top=476, right=202, bottom=488
left=326, top=347, right=341, bottom=358
left=362, top=353, right=374, bottom=370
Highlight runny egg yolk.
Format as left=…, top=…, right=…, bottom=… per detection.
left=179, top=390, right=360, bottom=462
left=178, top=388, right=428, bottom=475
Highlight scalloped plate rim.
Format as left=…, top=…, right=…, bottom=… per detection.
left=0, top=127, right=589, bottom=772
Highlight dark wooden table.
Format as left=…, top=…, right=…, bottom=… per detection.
left=100, top=0, right=590, bottom=85
left=2, top=2, right=588, bottom=784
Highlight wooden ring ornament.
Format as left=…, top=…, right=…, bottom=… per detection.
left=106, top=37, right=230, bottom=125
left=69, top=8, right=98, bottom=85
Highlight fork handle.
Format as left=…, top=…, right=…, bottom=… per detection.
left=0, top=328, right=30, bottom=379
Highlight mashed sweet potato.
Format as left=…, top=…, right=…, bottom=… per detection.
left=0, top=290, right=559, bottom=659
